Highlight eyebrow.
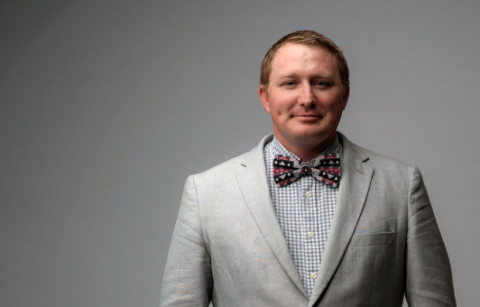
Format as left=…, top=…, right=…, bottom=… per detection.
left=278, top=73, right=332, bottom=79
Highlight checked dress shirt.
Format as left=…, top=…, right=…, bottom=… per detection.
left=263, top=134, right=343, bottom=297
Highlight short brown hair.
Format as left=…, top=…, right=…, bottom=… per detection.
left=260, top=30, right=350, bottom=92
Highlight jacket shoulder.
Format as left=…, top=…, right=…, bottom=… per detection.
left=363, top=147, right=411, bottom=168
left=192, top=152, right=247, bottom=182
left=341, top=134, right=412, bottom=168
left=189, top=134, right=273, bottom=185
left=341, top=132, right=417, bottom=176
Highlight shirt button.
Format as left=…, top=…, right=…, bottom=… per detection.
left=307, top=232, right=314, bottom=238
left=305, top=191, right=312, bottom=198
left=311, top=273, right=317, bottom=279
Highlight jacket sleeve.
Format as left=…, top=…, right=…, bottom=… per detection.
left=160, top=175, right=213, bottom=307
left=405, top=166, right=456, bottom=306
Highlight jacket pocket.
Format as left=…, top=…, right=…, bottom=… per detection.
left=350, top=232, right=395, bottom=246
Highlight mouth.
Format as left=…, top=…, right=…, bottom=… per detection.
left=295, top=114, right=322, bottom=119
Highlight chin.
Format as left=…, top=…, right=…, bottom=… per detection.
left=290, top=132, right=327, bottom=142
left=294, top=127, right=337, bottom=143
left=294, top=127, right=327, bottom=138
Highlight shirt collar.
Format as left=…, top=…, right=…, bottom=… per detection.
left=271, top=133, right=343, bottom=165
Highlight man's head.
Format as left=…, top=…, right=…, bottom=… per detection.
left=260, top=30, right=349, bottom=93
left=258, top=31, right=350, bottom=159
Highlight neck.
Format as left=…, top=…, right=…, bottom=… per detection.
left=275, top=132, right=337, bottom=161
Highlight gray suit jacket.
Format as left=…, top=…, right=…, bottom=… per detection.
left=160, top=133, right=456, bottom=307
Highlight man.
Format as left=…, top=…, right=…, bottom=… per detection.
left=160, top=30, right=456, bottom=306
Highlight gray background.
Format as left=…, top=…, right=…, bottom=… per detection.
left=1, top=0, right=479, bottom=306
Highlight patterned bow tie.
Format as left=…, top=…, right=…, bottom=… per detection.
left=273, top=154, right=341, bottom=188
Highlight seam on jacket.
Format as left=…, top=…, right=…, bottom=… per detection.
left=191, top=175, right=211, bottom=258
left=407, top=166, right=431, bottom=225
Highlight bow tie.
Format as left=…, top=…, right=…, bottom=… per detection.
left=273, top=154, right=341, bottom=188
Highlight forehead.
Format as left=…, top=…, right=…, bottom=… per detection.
left=271, top=43, right=338, bottom=74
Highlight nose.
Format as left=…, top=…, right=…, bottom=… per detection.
left=298, top=83, right=316, bottom=107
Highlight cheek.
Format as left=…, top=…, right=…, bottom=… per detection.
left=324, top=100, right=345, bottom=113
left=279, top=100, right=293, bottom=116
left=271, top=100, right=290, bottom=116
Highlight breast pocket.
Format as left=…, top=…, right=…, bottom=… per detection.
left=322, top=233, right=394, bottom=305
left=346, top=232, right=398, bottom=306
left=350, top=232, right=396, bottom=246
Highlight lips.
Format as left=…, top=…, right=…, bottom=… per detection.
left=295, top=114, right=322, bottom=119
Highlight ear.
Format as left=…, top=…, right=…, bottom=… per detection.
left=341, top=86, right=350, bottom=110
left=258, top=85, right=271, bottom=114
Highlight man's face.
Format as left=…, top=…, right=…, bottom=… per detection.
left=258, top=43, right=349, bottom=151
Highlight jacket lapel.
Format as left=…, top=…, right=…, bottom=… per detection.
left=309, top=133, right=374, bottom=306
left=236, top=135, right=308, bottom=298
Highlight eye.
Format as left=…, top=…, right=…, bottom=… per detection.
left=282, top=81, right=297, bottom=88
left=313, top=81, right=328, bottom=86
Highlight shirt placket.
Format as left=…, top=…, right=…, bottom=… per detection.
left=301, top=176, right=319, bottom=296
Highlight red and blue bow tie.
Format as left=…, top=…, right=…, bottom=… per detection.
left=273, top=154, right=341, bottom=188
